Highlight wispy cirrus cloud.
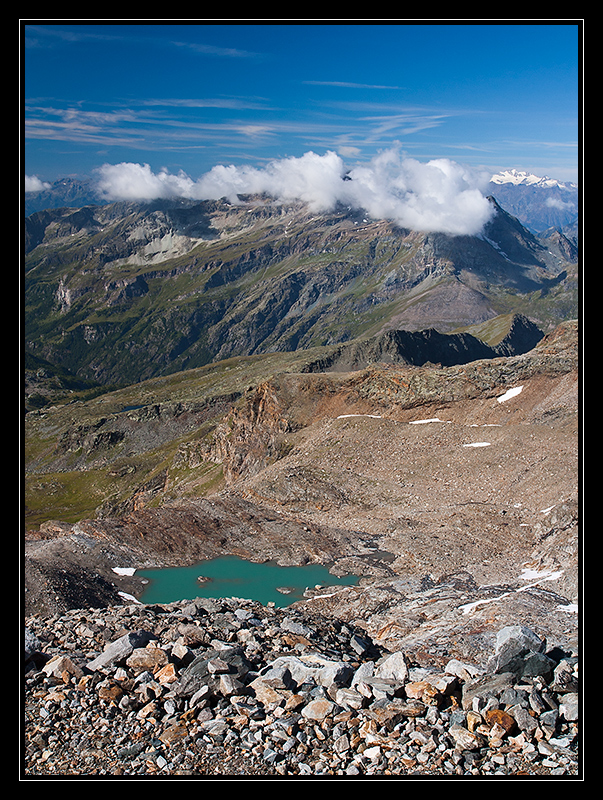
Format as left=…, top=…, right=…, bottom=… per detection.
left=24, top=95, right=453, bottom=156
left=24, top=105, right=148, bottom=146
left=138, top=97, right=273, bottom=111
left=305, top=95, right=457, bottom=144
left=24, top=24, right=266, bottom=60
left=23, top=101, right=285, bottom=152
left=24, top=24, right=125, bottom=47
left=168, top=39, right=264, bottom=59
left=362, top=111, right=451, bottom=139
left=303, top=80, right=403, bottom=90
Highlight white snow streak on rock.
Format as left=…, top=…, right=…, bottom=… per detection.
left=459, top=569, right=565, bottom=615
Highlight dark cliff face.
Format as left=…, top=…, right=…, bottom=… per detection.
left=492, top=314, right=544, bottom=357
left=300, top=328, right=500, bottom=374
left=24, top=197, right=576, bottom=388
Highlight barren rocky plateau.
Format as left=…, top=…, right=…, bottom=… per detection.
left=24, top=318, right=579, bottom=673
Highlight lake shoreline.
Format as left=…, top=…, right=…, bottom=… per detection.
left=133, top=554, right=361, bottom=609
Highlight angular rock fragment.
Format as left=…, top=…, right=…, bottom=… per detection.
left=23, top=603, right=579, bottom=778
left=87, top=630, right=156, bottom=671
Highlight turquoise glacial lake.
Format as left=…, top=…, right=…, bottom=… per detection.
left=137, top=555, right=359, bottom=608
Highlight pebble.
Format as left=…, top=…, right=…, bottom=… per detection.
left=23, top=599, right=580, bottom=778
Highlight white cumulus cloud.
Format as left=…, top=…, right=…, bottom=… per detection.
left=95, top=148, right=495, bottom=236
left=95, top=162, right=197, bottom=201
left=25, top=175, right=51, bottom=192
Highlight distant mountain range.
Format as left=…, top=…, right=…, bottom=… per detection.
left=24, top=177, right=101, bottom=217
left=487, top=169, right=579, bottom=238
left=490, top=168, right=577, bottom=190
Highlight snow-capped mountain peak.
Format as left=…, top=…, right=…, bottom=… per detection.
left=490, top=169, right=576, bottom=190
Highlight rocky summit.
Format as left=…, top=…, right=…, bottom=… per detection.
left=24, top=598, right=579, bottom=778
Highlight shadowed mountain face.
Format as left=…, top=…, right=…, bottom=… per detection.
left=24, top=195, right=576, bottom=388
left=297, top=317, right=544, bottom=373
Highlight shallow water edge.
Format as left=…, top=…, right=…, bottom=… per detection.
left=137, top=555, right=359, bottom=608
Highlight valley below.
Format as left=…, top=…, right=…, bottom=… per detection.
left=24, top=318, right=579, bottom=671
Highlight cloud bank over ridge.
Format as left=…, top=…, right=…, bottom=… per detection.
left=95, top=148, right=495, bottom=236
left=24, top=175, right=51, bottom=192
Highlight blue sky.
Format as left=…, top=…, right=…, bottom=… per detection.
left=23, top=21, right=581, bottom=188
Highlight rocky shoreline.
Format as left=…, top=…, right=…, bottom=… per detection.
left=23, top=595, right=579, bottom=779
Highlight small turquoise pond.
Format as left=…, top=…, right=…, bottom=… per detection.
left=137, top=555, right=359, bottom=608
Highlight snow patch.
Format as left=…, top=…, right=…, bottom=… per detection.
left=497, top=385, right=523, bottom=403
left=479, top=234, right=512, bottom=261
left=118, top=592, right=141, bottom=603
left=112, top=567, right=136, bottom=576
left=463, top=442, right=491, bottom=448
left=556, top=603, right=578, bottom=614
left=519, top=568, right=564, bottom=582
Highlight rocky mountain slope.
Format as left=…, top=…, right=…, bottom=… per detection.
left=25, top=319, right=578, bottom=645
left=24, top=194, right=577, bottom=388
left=23, top=315, right=579, bottom=777
left=24, top=600, right=579, bottom=777
left=21, top=313, right=552, bottom=533
left=22, top=186, right=579, bottom=778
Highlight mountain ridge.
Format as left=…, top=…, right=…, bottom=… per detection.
left=489, top=169, right=577, bottom=190
left=487, top=171, right=578, bottom=237
left=24, top=195, right=576, bottom=389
